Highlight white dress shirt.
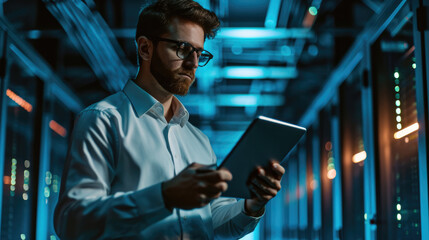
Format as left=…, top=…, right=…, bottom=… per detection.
left=54, top=80, right=262, bottom=240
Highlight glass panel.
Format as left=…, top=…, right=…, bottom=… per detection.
left=372, top=14, right=421, bottom=239
left=339, top=69, right=365, bottom=240
left=1, top=53, right=42, bottom=239
left=319, top=108, right=334, bottom=240
left=45, top=100, right=73, bottom=239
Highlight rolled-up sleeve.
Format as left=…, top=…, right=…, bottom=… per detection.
left=54, top=109, right=172, bottom=240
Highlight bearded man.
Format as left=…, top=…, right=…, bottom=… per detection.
left=54, top=0, right=285, bottom=239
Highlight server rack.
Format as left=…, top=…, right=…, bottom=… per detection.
left=339, top=65, right=365, bottom=240
left=371, top=14, right=421, bottom=238
left=269, top=0, right=429, bottom=239
left=319, top=107, right=334, bottom=240
left=0, top=17, right=83, bottom=239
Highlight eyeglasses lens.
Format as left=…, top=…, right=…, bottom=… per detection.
left=176, top=42, right=211, bottom=66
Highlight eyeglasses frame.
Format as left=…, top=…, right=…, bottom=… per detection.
left=148, top=36, right=213, bottom=67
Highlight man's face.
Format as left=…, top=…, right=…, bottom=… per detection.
left=150, top=18, right=205, bottom=96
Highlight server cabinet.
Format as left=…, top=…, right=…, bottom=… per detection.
left=36, top=94, right=74, bottom=240
left=339, top=66, right=365, bottom=240
left=283, top=150, right=299, bottom=239
left=319, top=107, right=335, bottom=240
left=371, top=6, right=421, bottom=238
left=411, top=0, right=429, bottom=238
left=1, top=46, right=44, bottom=240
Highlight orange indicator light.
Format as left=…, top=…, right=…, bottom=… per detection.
left=6, top=89, right=33, bottom=112
left=49, top=120, right=67, bottom=137
left=394, top=123, right=419, bottom=139
left=352, top=151, right=367, bottom=163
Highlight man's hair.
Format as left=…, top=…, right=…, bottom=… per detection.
left=135, top=0, right=220, bottom=66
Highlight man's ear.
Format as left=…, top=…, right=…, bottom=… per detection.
left=137, top=36, right=153, bottom=61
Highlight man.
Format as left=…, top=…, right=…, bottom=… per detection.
left=54, top=0, right=285, bottom=239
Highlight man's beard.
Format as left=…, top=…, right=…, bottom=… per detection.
left=150, top=50, right=195, bottom=96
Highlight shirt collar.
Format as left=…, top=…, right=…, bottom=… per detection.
left=170, top=96, right=190, bottom=127
left=123, top=79, right=189, bottom=127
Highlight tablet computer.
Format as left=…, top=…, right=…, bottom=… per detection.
left=218, top=116, right=306, bottom=199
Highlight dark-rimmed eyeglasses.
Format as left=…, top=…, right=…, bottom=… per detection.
left=149, top=36, right=213, bottom=67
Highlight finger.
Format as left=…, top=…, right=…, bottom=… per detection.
left=251, top=178, right=278, bottom=196
left=248, top=184, right=263, bottom=201
left=205, top=190, right=222, bottom=200
left=198, top=193, right=211, bottom=206
left=186, top=162, right=207, bottom=170
left=196, top=169, right=232, bottom=182
left=270, top=161, right=285, bottom=179
left=256, top=172, right=281, bottom=191
left=199, top=181, right=228, bottom=195
left=195, top=164, right=217, bottom=173
left=249, top=184, right=272, bottom=202
left=257, top=167, right=282, bottom=190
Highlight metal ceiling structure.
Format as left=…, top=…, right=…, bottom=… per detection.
left=1, top=0, right=383, bottom=159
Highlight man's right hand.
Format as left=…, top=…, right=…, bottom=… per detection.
left=162, top=163, right=232, bottom=210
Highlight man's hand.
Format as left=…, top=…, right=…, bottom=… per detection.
left=244, top=160, right=285, bottom=217
left=162, top=163, right=232, bottom=210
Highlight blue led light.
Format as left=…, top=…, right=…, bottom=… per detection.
left=223, top=66, right=298, bottom=79
left=217, top=28, right=313, bottom=39
left=265, top=0, right=282, bottom=28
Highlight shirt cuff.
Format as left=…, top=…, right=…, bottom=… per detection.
left=239, top=199, right=265, bottom=220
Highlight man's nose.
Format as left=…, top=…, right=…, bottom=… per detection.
left=184, top=51, right=199, bottom=69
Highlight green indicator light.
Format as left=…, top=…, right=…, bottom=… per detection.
left=395, top=93, right=400, bottom=99
left=396, top=108, right=401, bottom=114
left=10, top=185, right=15, bottom=191
left=44, top=186, right=51, bottom=198
left=395, top=79, right=399, bottom=84
left=309, top=6, right=318, bottom=16
left=396, top=100, right=401, bottom=106
left=397, top=204, right=401, bottom=211
left=364, top=213, right=367, bottom=220
left=398, top=223, right=402, bottom=228
left=397, top=213, right=402, bottom=221
left=412, top=63, right=416, bottom=69
left=12, top=165, right=16, bottom=171
left=20, top=234, right=26, bottom=240
left=50, top=235, right=57, bottom=240
left=396, top=116, right=402, bottom=122
left=397, top=123, right=402, bottom=130
left=394, top=72, right=400, bottom=78
left=24, top=170, right=29, bottom=178
left=12, top=158, right=17, bottom=165
left=395, top=86, right=400, bottom=92
left=415, top=223, right=419, bottom=227
left=328, top=163, right=335, bottom=170
left=53, top=184, right=58, bottom=193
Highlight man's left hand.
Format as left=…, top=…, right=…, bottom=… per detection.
left=244, top=160, right=285, bottom=217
